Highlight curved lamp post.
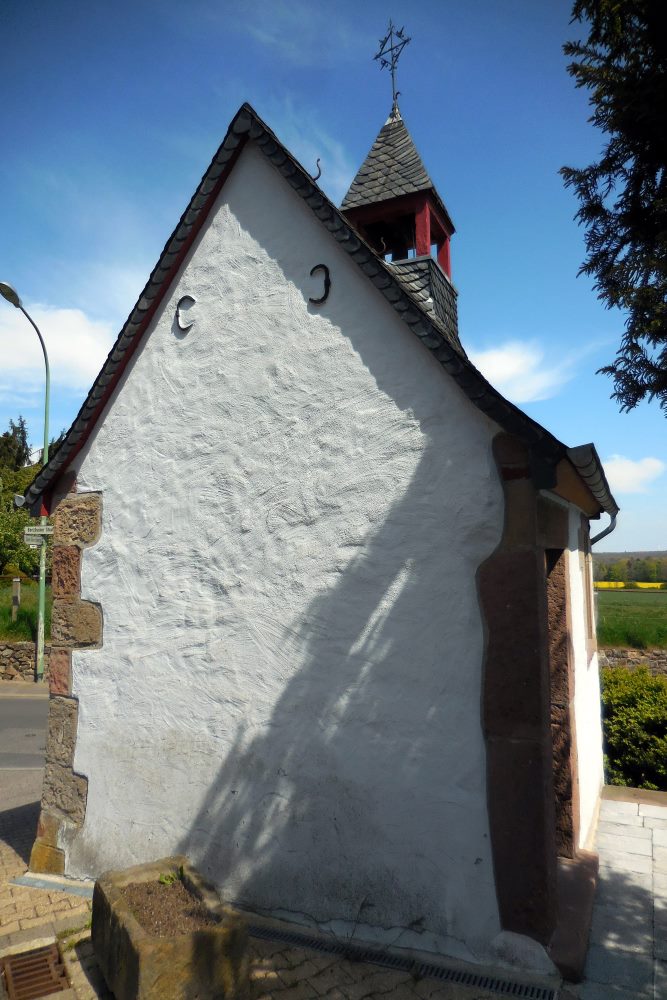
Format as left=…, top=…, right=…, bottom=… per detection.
left=0, top=282, right=50, bottom=682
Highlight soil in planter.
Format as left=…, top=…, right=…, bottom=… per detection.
left=121, top=878, right=220, bottom=938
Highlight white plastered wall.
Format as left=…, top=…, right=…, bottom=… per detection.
left=66, top=141, right=514, bottom=965
left=567, top=507, right=604, bottom=848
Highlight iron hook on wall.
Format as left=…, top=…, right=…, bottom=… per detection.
left=176, top=295, right=196, bottom=333
left=308, top=264, right=331, bottom=305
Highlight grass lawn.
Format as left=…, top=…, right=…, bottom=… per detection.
left=0, top=578, right=52, bottom=642
left=597, top=589, right=667, bottom=649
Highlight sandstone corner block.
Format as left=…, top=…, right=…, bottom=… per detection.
left=29, top=841, right=65, bottom=875
left=51, top=545, right=81, bottom=597
left=41, top=697, right=89, bottom=827
left=51, top=599, right=102, bottom=648
left=53, top=492, right=102, bottom=547
left=48, top=649, right=72, bottom=696
left=45, top=696, right=80, bottom=767
left=36, top=808, right=64, bottom=847
left=42, top=761, right=88, bottom=827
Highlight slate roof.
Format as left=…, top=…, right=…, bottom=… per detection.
left=341, top=108, right=455, bottom=232
left=391, top=257, right=462, bottom=354
left=568, top=445, right=619, bottom=517
left=23, top=103, right=617, bottom=520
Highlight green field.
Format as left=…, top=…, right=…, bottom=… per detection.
left=0, top=578, right=52, bottom=642
left=597, top=590, right=667, bottom=649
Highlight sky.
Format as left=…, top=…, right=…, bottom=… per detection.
left=0, top=0, right=664, bottom=552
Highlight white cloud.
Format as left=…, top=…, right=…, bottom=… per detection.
left=468, top=340, right=574, bottom=403
left=0, top=302, right=115, bottom=404
left=65, top=262, right=150, bottom=329
left=602, top=455, right=666, bottom=495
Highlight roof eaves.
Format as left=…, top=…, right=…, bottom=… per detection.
left=26, top=102, right=568, bottom=511
left=566, top=444, right=619, bottom=517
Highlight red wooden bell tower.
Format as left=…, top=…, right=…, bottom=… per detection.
left=341, top=107, right=455, bottom=279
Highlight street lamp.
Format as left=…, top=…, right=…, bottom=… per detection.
left=0, top=282, right=50, bottom=682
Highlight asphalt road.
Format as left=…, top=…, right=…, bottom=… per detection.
left=0, top=696, right=49, bottom=769
left=0, top=691, right=49, bottom=811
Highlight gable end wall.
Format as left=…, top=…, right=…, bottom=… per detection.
left=59, top=142, right=515, bottom=965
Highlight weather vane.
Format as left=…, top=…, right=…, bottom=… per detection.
left=374, top=19, right=411, bottom=114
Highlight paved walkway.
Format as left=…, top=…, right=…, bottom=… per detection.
left=0, top=801, right=91, bottom=941
left=0, top=798, right=101, bottom=998
left=1, top=788, right=666, bottom=998
left=571, top=792, right=667, bottom=1000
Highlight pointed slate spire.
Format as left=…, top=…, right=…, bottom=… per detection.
left=342, top=107, right=435, bottom=210
left=341, top=107, right=455, bottom=255
left=341, top=106, right=458, bottom=347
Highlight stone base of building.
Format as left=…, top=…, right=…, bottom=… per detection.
left=547, top=850, right=599, bottom=982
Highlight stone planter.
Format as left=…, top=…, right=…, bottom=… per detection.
left=92, top=855, right=249, bottom=1000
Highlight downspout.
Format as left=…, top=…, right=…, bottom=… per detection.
left=591, top=513, right=617, bottom=546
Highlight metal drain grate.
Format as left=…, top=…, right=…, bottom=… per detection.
left=414, top=961, right=555, bottom=999
left=248, top=923, right=557, bottom=1000
left=1, top=943, right=70, bottom=1000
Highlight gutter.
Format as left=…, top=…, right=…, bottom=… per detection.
left=565, top=443, right=619, bottom=545
left=591, top=513, right=618, bottom=547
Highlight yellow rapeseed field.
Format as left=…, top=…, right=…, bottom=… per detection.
left=595, top=581, right=664, bottom=589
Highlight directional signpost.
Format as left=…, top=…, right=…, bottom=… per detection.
left=24, top=524, right=53, bottom=548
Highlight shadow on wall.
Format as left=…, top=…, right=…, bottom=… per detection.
left=174, top=426, right=501, bottom=951
left=169, top=156, right=503, bottom=951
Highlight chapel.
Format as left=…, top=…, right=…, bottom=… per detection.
left=25, top=92, right=616, bottom=983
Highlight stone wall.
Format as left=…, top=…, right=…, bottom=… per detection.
left=29, top=488, right=102, bottom=875
left=598, top=648, right=667, bottom=677
left=0, top=642, right=51, bottom=682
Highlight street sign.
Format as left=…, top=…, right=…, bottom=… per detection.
left=23, top=525, right=54, bottom=543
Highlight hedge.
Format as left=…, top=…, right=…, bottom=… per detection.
left=601, top=666, right=667, bottom=791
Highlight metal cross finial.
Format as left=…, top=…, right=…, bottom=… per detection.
left=374, top=19, right=411, bottom=114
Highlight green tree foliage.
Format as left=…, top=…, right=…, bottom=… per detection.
left=561, top=0, right=667, bottom=411
left=601, top=666, right=667, bottom=790
left=608, top=561, right=628, bottom=583
left=0, top=464, right=40, bottom=576
left=595, top=555, right=667, bottom=582
left=49, top=428, right=67, bottom=461
left=0, top=416, right=43, bottom=575
left=0, top=416, right=31, bottom=469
